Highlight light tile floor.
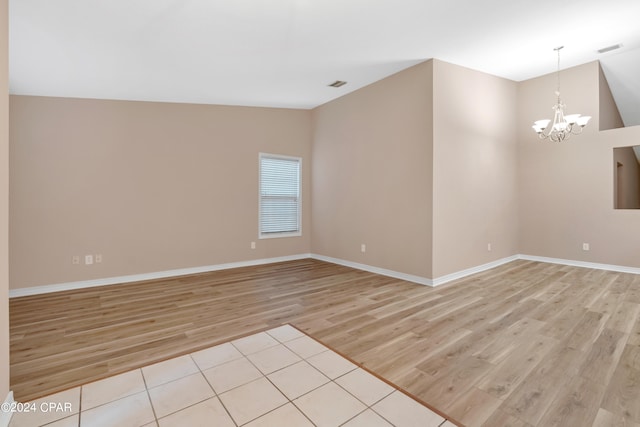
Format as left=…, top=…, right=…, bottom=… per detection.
left=8, top=325, right=456, bottom=427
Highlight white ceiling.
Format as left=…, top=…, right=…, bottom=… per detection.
left=9, top=0, right=640, bottom=117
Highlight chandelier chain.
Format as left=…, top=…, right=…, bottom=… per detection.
left=555, top=46, right=562, bottom=97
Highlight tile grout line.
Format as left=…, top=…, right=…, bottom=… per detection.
left=140, top=368, right=161, bottom=426
left=76, top=386, right=82, bottom=427
left=190, top=353, right=239, bottom=427
left=229, top=332, right=308, bottom=426
left=245, top=331, right=317, bottom=427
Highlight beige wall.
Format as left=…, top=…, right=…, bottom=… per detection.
left=614, top=146, right=640, bottom=209
left=9, top=96, right=312, bottom=289
left=311, top=59, right=522, bottom=280
left=432, top=60, right=519, bottom=278
left=311, top=61, right=434, bottom=278
left=1, top=0, right=10, bottom=402
left=518, top=61, right=640, bottom=267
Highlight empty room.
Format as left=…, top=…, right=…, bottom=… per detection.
left=2, top=1, right=640, bottom=426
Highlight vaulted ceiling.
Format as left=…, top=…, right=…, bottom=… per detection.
left=8, top=0, right=640, bottom=125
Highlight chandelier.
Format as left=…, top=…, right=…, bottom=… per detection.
left=532, top=46, right=591, bottom=142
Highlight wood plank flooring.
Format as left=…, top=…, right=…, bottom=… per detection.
left=9, top=258, right=640, bottom=426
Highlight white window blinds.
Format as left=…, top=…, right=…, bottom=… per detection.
left=259, top=153, right=301, bottom=238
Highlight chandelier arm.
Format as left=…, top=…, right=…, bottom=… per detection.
left=570, top=125, right=585, bottom=135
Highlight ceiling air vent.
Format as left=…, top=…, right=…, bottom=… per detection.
left=328, top=80, right=347, bottom=88
left=597, top=44, right=623, bottom=54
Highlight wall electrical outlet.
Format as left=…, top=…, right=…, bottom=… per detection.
left=361, top=244, right=366, bottom=253
left=487, top=243, right=492, bottom=252
left=582, top=243, right=590, bottom=251
left=85, top=255, right=93, bottom=265
left=251, top=241, right=256, bottom=249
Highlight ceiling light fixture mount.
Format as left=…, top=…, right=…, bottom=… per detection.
left=532, top=46, right=591, bottom=142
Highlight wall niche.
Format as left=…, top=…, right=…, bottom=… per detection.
left=614, top=146, right=640, bottom=209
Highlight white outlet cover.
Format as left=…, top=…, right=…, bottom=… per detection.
left=85, top=255, right=93, bottom=265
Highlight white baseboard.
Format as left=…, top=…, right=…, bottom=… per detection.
left=1, top=391, right=14, bottom=427
left=9, top=254, right=312, bottom=298
left=431, top=255, right=520, bottom=286
left=310, top=253, right=519, bottom=287
left=310, top=254, right=434, bottom=286
left=9, top=252, right=639, bottom=298
left=310, top=253, right=519, bottom=286
left=310, top=253, right=639, bottom=286
left=519, top=254, right=640, bottom=275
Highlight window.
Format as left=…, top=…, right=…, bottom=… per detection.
left=259, top=153, right=301, bottom=238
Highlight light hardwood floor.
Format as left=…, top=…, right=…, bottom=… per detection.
left=9, top=258, right=640, bottom=426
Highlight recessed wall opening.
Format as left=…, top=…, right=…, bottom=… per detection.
left=613, top=147, right=640, bottom=209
